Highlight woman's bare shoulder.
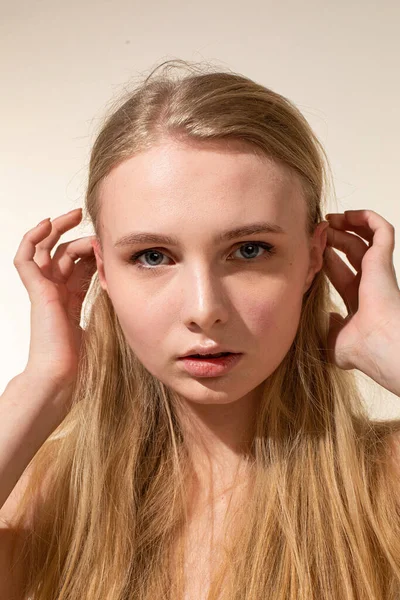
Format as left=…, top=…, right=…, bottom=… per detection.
left=0, top=463, right=42, bottom=597
left=384, top=429, right=400, bottom=475
left=0, top=463, right=40, bottom=529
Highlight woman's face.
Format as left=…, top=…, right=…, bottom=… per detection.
left=93, top=139, right=328, bottom=407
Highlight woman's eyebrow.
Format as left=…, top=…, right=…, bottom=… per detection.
left=113, top=221, right=286, bottom=248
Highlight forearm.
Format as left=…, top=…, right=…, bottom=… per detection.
left=0, top=372, right=70, bottom=510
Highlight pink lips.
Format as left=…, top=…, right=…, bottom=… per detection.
left=178, top=353, right=243, bottom=377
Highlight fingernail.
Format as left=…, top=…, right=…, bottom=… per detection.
left=37, top=218, right=51, bottom=226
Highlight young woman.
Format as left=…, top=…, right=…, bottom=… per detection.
left=2, top=58, right=400, bottom=599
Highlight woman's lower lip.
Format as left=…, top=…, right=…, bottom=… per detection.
left=178, top=353, right=243, bottom=377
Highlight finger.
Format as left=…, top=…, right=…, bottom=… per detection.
left=326, top=213, right=373, bottom=243
left=327, top=210, right=399, bottom=294
left=326, top=226, right=368, bottom=272
left=13, top=218, right=54, bottom=298
left=51, top=236, right=97, bottom=283
left=34, top=209, right=83, bottom=278
left=343, top=210, right=396, bottom=268
left=327, top=209, right=395, bottom=254
left=326, top=312, right=354, bottom=369
left=324, top=247, right=360, bottom=314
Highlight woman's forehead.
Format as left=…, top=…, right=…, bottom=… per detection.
left=97, top=143, right=307, bottom=240
left=101, top=141, right=297, bottom=194
left=100, top=149, right=302, bottom=215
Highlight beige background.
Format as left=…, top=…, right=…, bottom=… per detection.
left=1, top=0, right=399, bottom=418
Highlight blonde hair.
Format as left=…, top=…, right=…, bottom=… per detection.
left=12, top=58, right=400, bottom=599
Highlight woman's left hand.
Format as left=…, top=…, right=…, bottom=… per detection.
left=324, top=209, right=400, bottom=397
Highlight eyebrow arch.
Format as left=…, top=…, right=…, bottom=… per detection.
left=114, top=221, right=286, bottom=248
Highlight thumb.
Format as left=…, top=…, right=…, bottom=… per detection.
left=326, top=311, right=346, bottom=365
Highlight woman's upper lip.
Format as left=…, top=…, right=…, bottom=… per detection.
left=179, top=346, right=241, bottom=358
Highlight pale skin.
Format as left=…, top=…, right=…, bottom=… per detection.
left=91, top=137, right=329, bottom=503
left=12, top=137, right=399, bottom=598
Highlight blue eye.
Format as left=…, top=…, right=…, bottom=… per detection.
left=129, top=242, right=276, bottom=271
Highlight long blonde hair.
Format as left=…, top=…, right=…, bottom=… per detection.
left=12, top=58, right=400, bottom=599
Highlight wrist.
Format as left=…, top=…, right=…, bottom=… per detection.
left=20, top=367, right=75, bottom=395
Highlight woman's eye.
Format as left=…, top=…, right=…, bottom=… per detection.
left=129, top=242, right=276, bottom=271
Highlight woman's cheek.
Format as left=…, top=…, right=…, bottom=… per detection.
left=108, top=287, right=171, bottom=365
left=247, top=282, right=304, bottom=356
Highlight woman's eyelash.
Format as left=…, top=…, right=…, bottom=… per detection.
left=128, top=242, right=276, bottom=271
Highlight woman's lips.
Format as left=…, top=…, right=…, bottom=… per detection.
left=178, top=353, right=243, bottom=377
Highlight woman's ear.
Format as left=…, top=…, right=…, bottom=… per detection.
left=91, top=238, right=108, bottom=293
left=303, top=221, right=329, bottom=293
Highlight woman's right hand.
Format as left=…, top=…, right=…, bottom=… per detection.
left=13, top=208, right=98, bottom=395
